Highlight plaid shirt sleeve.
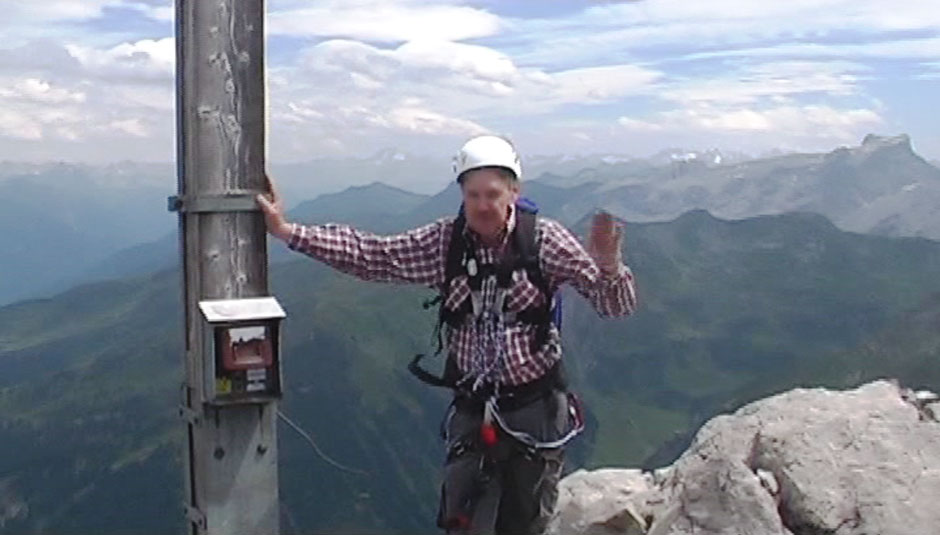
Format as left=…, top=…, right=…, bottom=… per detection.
left=286, top=219, right=448, bottom=286
left=539, top=218, right=638, bottom=317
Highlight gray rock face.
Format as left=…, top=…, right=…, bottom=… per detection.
left=549, top=380, right=940, bottom=535
left=551, top=469, right=652, bottom=535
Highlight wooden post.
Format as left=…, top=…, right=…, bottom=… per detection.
left=174, top=0, right=278, bottom=533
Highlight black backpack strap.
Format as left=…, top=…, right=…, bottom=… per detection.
left=509, top=211, right=556, bottom=351
left=409, top=215, right=470, bottom=390
left=440, top=214, right=474, bottom=326
left=408, top=353, right=455, bottom=388
left=512, top=210, right=544, bottom=288
left=493, top=208, right=537, bottom=287
left=445, top=212, right=467, bottom=285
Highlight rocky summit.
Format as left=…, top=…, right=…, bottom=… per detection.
left=549, top=380, right=940, bottom=535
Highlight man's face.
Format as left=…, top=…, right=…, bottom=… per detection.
left=460, top=168, right=519, bottom=240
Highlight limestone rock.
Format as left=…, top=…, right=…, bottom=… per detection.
left=548, top=469, right=653, bottom=535
left=927, top=401, right=940, bottom=422
left=549, top=380, right=940, bottom=535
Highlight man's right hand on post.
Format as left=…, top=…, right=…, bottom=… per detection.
left=256, top=173, right=293, bottom=242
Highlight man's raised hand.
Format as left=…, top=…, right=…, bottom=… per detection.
left=586, top=210, right=624, bottom=276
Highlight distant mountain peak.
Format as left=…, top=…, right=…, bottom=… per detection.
left=861, top=133, right=911, bottom=149
left=854, top=133, right=914, bottom=159
left=676, top=208, right=719, bottom=222
left=347, top=181, right=414, bottom=194
left=824, top=133, right=917, bottom=164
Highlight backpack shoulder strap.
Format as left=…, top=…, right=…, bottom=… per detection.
left=438, top=212, right=472, bottom=331
left=512, top=210, right=546, bottom=292
left=413, top=214, right=468, bottom=389
left=510, top=210, right=560, bottom=351
left=445, top=213, right=467, bottom=287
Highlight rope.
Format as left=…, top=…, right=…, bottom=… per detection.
left=464, top=278, right=510, bottom=392
left=485, top=396, right=584, bottom=450
left=277, top=410, right=368, bottom=476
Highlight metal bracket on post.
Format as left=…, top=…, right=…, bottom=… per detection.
left=168, top=193, right=259, bottom=213
left=179, top=405, right=202, bottom=426
left=183, top=503, right=207, bottom=531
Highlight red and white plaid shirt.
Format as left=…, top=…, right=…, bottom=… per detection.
left=287, top=213, right=637, bottom=387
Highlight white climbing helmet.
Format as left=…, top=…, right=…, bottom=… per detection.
left=453, top=135, right=522, bottom=182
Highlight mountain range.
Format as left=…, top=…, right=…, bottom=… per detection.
left=3, top=134, right=938, bottom=307
left=0, top=163, right=172, bottom=305
left=1, top=202, right=939, bottom=533
left=540, top=134, right=940, bottom=241
left=2, top=133, right=939, bottom=532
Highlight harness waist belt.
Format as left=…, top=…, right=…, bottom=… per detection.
left=453, top=360, right=566, bottom=412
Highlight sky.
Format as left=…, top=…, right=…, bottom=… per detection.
left=1, top=0, right=938, bottom=165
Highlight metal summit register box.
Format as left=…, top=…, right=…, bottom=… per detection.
left=198, top=297, right=286, bottom=405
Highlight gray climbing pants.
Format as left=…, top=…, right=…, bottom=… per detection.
left=437, top=389, right=571, bottom=535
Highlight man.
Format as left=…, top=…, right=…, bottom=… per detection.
left=258, top=135, right=637, bottom=534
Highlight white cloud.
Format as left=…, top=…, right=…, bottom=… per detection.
left=277, top=97, right=487, bottom=137
left=0, top=108, right=43, bottom=140
left=66, top=38, right=175, bottom=81
left=615, top=57, right=883, bottom=143
left=105, top=84, right=173, bottom=112
left=0, top=90, right=90, bottom=143
left=633, top=104, right=882, bottom=139
left=395, top=40, right=517, bottom=83
left=0, top=41, right=82, bottom=74
left=269, top=1, right=502, bottom=43
left=125, top=1, right=173, bottom=22
left=510, top=0, right=940, bottom=67
left=286, top=39, right=661, bottom=120
left=284, top=102, right=324, bottom=122
left=264, top=33, right=663, bottom=163
left=381, top=107, right=488, bottom=135
left=661, top=61, right=866, bottom=105
left=0, top=78, right=86, bottom=105
left=0, top=0, right=937, bottom=163
left=0, top=36, right=173, bottom=156
left=628, top=0, right=940, bottom=30
left=555, top=101, right=881, bottom=159
left=0, top=78, right=170, bottom=153
left=549, top=65, right=662, bottom=104
left=1, top=0, right=173, bottom=28
left=681, top=37, right=940, bottom=62
left=1, top=0, right=121, bottom=24
left=0, top=0, right=133, bottom=46
left=618, top=116, right=664, bottom=131
left=110, top=118, right=149, bottom=137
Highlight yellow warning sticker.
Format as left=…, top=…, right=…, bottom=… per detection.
left=216, top=377, right=232, bottom=394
